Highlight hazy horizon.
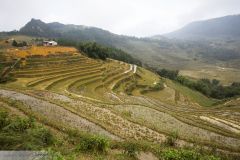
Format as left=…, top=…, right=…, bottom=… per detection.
left=1, top=0, right=240, bottom=37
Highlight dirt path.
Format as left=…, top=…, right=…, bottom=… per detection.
left=133, top=65, right=137, bottom=73
left=0, top=89, right=119, bottom=140
left=124, top=64, right=133, bottom=74
left=124, top=64, right=137, bottom=74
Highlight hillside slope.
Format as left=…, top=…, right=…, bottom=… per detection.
left=19, top=18, right=130, bottom=47
left=162, top=14, right=240, bottom=40
left=1, top=37, right=240, bottom=159
left=4, top=18, right=240, bottom=84
left=0, top=44, right=240, bottom=156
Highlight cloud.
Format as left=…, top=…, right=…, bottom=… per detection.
left=0, top=0, right=239, bottom=37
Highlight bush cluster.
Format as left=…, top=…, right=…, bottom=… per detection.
left=164, top=132, right=178, bottom=147
left=0, top=111, right=54, bottom=150
left=155, top=68, right=240, bottom=99
left=78, top=42, right=142, bottom=66
left=156, top=69, right=179, bottom=80
left=161, top=149, right=220, bottom=160
left=0, top=74, right=15, bottom=83
left=12, top=40, right=27, bottom=47
left=58, top=39, right=142, bottom=66
left=122, top=142, right=140, bottom=158
left=176, top=76, right=240, bottom=99
left=140, top=80, right=164, bottom=94
left=75, top=134, right=109, bottom=153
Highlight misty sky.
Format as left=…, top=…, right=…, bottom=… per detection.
left=1, top=0, right=240, bottom=37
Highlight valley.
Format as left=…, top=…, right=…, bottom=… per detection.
left=1, top=39, right=240, bottom=159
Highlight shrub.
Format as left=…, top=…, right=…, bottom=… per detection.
left=157, top=69, right=179, bottom=80
left=154, top=67, right=240, bottom=99
left=164, top=132, right=178, bottom=147
left=0, top=73, right=16, bottom=84
left=0, top=112, right=54, bottom=150
left=31, top=127, right=55, bottom=146
left=161, top=149, right=198, bottom=160
left=140, top=80, right=164, bottom=94
left=75, top=135, right=109, bottom=153
left=12, top=40, right=27, bottom=47
left=151, top=81, right=164, bottom=91
left=3, top=117, right=35, bottom=132
left=0, top=111, right=10, bottom=130
left=123, top=142, right=140, bottom=158
left=161, top=149, right=220, bottom=160
left=125, top=82, right=137, bottom=95
left=47, top=148, right=65, bottom=160
left=201, top=155, right=221, bottom=160
left=12, top=40, right=18, bottom=47
left=0, top=132, right=24, bottom=149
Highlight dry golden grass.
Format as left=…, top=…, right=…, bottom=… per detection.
left=8, top=46, right=78, bottom=58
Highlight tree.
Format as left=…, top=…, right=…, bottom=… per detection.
left=157, top=69, right=179, bottom=80
left=76, top=42, right=141, bottom=65
left=12, top=40, right=18, bottom=47
left=212, top=79, right=220, bottom=86
left=22, top=41, right=27, bottom=46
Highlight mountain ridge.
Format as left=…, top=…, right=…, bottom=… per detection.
left=157, top=14, right=240, bottom=40
left=19, top=18, right=135, bottom=45
left=3, top=16, right=240, bottom=71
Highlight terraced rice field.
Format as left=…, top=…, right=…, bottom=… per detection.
left=1, top=47, right=240, bottom=154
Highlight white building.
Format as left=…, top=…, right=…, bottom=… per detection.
left=43, top=41, right=58, bottom=46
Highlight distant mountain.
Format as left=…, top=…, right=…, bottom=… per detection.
left=19, top=18, right=133, bottom=47
left=9, top=18, right=240, bottom=70
left=157, top=15, right=240, bottom=40
left=20, top=19, right=61, bottom=37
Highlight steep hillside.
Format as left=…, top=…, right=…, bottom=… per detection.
left=162, top=14, right=240, bottom=40
left=4, top=18, right=240, bottom=84
left=0, top=43, right=240, bottom=159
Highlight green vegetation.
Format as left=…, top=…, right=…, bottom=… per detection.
left=140, top=80, right=164, bottom=94
left=12, top=40, right=27, bottom=47
left=78, top=42, right=142, bottom=65
left=156, top=68, right=240, bottom=99
left=164, top=132, right=178, bottom=147
left=8, top=18, right=240, bottom=84
left=167, top=80, right=218, bottom=107
left=0, top=73, right=15, bottom=84
left=75, top=134, right=109, bottom=153
left=58, top=39, right=142, bottom=65
left=78, top=42, right=108, bottom=60
left=1, top=39, right=240, bottom=159
left=0, top=111, right=54, bottom=150
left=111, top=140, right=224, bottom=160
left=160, top=149, right=220, bottom=160
left=0, top=110, right=228, bottom=160
left=176, top=76, right=240, bottom=99
left=156, top=69, right=179, bottom=80
left=122, top=142, right=140, bottom=158
left=0, top=57, right=17, bottom=84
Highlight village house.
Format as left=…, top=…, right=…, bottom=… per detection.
left=43, top=41, right=58, bottom=46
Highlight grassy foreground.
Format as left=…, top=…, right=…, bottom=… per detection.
left=0, top=105, right=224, bottom=160
left=0, top=42, right=240, bottom=160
